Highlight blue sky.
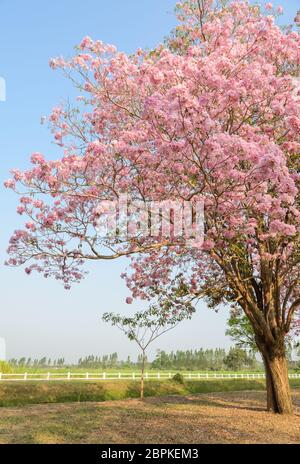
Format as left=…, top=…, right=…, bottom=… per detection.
left=0, top=0, right=298, bottom=362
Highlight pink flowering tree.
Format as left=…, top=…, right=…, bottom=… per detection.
left=5, top=0, right=300, bottom=414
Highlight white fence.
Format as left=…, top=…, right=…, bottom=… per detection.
left=0, top=372, right=300, bottom=382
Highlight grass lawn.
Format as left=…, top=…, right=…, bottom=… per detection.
left=0, top=390, right=300, bottom=444
left=0, top=378, right=300, bottom=407
left=0, top=378, right=269, bottom=407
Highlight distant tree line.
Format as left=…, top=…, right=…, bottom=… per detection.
left=152, top=348, right=259, bottom=371
left=8, top=357, right=65, bottom=367
left=8, top=347, right=263, bottom=371
left=78, top=353, right=122, bottom=369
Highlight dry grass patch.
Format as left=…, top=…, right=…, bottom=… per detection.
left=0, top=390, right=300, bottom=444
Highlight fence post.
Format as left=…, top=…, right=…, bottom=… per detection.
left=206, top=373, right=208, bottom=379
left=86, top=373, right=89, bottom=380
left=47, top=372, right=50, bottom=381
left=132, top=372, right=135, bottom=380
left=103, top=372, right=106, bottom=380
left=24, top=372, right=28, bottom=381
left=67, top=372, right=71, bottom=381
left=118, top=372, right=121, bottom=379
left=157, top=372, right=160, bottom=380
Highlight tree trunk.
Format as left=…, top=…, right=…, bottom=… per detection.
left=262, top=354, right=277, bottom=412
left=140, top=351, right=145, bottom=400
left=261, top=351, right=293, bottom=414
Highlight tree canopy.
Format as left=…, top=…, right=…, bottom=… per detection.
left=5, top=0, right=300, bottom=413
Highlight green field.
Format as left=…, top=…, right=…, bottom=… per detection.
left=1, top=378, right=300, bottom=408
left=3, top=363, right=299, bottom=375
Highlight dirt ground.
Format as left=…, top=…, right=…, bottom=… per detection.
left=0, top=390, right=300, bottom=444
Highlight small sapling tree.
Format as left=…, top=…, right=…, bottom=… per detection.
left=103, top=302, right=193, bottom=399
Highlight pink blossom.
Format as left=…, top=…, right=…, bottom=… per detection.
left=17, top=206, right=25, bottom=215
left=31, top=152, right=45, bottom=164
left=11, top=170, right=23, bottom=181
left=79, top=36, right=94, bottom=50
left=25, top=222, right=36, bottom=231
left=4, top=179, right=15, bottom=189
left=269, top=220, right=296, bottom=237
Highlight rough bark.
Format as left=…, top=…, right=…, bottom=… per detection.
left=258, top=341, right=293, bottom=414
left=266, top=355, right=293, bottom=414
left=262, top=354, right=277, bottom=412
